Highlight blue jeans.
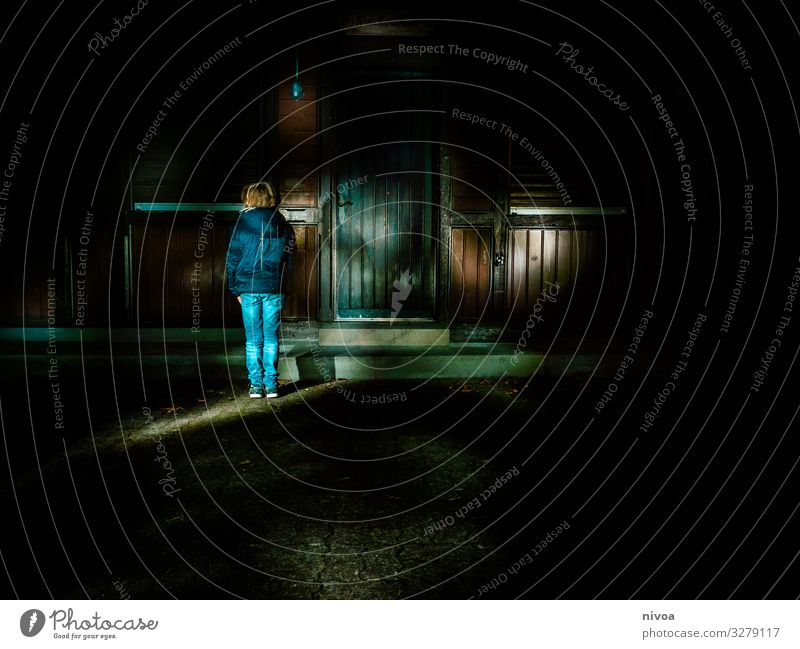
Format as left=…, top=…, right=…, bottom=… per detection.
left=239, top=293, right=283, bottom=387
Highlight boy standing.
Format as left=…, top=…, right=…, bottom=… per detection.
left=226, top=182, right=294, bottom=398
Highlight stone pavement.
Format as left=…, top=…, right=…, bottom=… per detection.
left=2, top=373, right=593, bottom=599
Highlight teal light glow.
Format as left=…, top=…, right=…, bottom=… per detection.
left=291, top=55, right=304, bottom=100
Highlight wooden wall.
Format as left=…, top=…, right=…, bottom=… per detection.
left=127, top=214, right=318, bottom=325
left=277, top=71, right=318, bottom=207
left=3, top=208, right=126, bottom=327
left=131, top=102, right=260, bottom=205
left=128, top=216, right=237, bottom=326
left=505, top=226, right=627, bottom=331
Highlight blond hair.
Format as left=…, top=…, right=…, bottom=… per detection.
left=242, top=181, right=277, bottom=208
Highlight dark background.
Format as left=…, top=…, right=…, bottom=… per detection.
left=0, top=0, right=799, bottom=600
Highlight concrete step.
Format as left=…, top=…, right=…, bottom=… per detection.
left=279, top=342, right=601, bottom=380
left=2, top=342, right=604, bottom=381
left=318, top=322, right=450, bottom=347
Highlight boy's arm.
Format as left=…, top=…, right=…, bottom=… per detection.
left=225, top=225, right=243, bottom=296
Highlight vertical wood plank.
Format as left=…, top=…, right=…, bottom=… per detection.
left=450, top=228, right=465, bottom=317
left=541, top=229, right=557, bottom=296
left=528, top=229, right=544, bottom=315
left=556, top=229, right=572, bottom=291
left=463, top=229, right=478, bottom=314
left=506, top=228, right=525, bottom=318
left=477, top=228, right=491, bottom=317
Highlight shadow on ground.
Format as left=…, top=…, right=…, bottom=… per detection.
left=1, top=364, right=618, bottom=599
left=5, top=352, right=785, bottom=600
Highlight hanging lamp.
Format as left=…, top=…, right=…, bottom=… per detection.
left=290, top=54, right=304, bottom=100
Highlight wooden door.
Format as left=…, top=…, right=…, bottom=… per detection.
left=450, top=227, right=492, bottom=320
left=333, top=71, right=437, bottom=320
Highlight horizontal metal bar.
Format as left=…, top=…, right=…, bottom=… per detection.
left=333, top=318, right=436, bottom=322
left=134, top=203, right=628, bottom=216
left=509, top=206, right=628, bottom=216
left=133, top=202, right=243, bottom=212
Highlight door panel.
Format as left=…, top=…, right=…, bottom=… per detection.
left=333, top=72, right=436, bottom=320
left=506, top=228, right=543, bottom=317
left=282, top=224, right=318, bottom=319
left=506, top=227, right=607, bottom=327
left=450, top=228, right=492, bottom=320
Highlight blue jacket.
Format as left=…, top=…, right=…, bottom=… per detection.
left=225, top=207, right=294, bottom=296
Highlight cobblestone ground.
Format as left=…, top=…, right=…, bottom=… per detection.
left=3, top=373, right=599, bottom=599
